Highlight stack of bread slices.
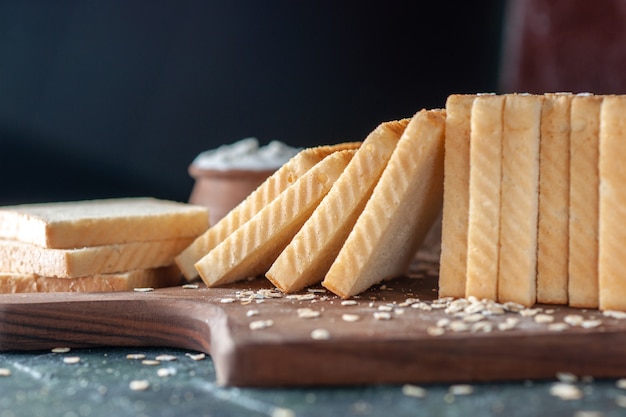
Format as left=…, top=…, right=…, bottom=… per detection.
left=0, top=198, right=209, bottom=293
left=439, top=93, right=626, bottom=312
left=176, top=108, right=446, bottom=298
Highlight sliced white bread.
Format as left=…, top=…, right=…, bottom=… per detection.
left=568, top=93, right=603, bottom=308
left=175, top=142, right=360, bottom=281
left=266, top=119, right=408, bottom=293
left=322, top=109, right=446, bottom=298
left=0, top=198, right=209, bottom=249
left=536, top=93, right=572, bottom=305
left=0, top=265, right=182, bottom=293
left=439, top=94, right=475, bottom=299
left=0, top=237, right=192, bottom=278
left=598, top=95, right=626, bottom=311
left=195, top=149, right=356, bottom=287
left=497, top=94, right=543, bottom=307
left=465, top=94, right=504, bottom=301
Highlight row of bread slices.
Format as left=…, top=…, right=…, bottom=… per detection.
left=175, top=108, right=446, bottom=298
left=0, top=198, right=209, bottom=292
left=438, top=93, right=626, bottom=312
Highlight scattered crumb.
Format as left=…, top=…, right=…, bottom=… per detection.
left=603, top=310, right=626, bottom=319
left=129, top=380, right=150, bottom=391
left=616, top=394, right=626, bottom=408
left=616, top=378, right=626, bottom=390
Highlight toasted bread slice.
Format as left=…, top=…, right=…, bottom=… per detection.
left=536, top=93, right=572, bottom=305
left=439, top=94, right=475, bottom=298
left=266, top=119, right=408, bottom=293
left=175, top=142, right=360, bottom=281
left=497, top=94, right=543, bottom=307
left=0, top=265, right=182, bottom=293
left=322, top=109, right=445, bottom=298
left=0, top=198, right=208, bottom=249
left=465, top=94, right=504, bottom=301
left=0, top=237, right=192, bottom=278
left=568, top=94, right=603, bottom=308
left=598, top=95, right=626, bottom=311
left=195, top=149, right=356, bottom=287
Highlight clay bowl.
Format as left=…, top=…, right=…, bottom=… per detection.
left=188, top=165, right=276, bottom=226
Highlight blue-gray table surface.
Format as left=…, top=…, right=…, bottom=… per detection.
left=1, top=347, right=625, bottom=417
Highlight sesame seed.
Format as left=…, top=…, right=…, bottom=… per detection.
left=426, top=326, right=445, bottom=336
left=341, top=300, right=357, bottom=306
left=220, top=298, right=236, bottom=304
left=534, top=314, right=555, bottom=324
left=141, top=359, right=161, bottom=366
left=133, top=287, right=154, bottom=292
left=271, top=407, right=296, bottom=417
left=616, top=394, right=626, bottom=408
left=436, top=318, right=450, bottom=328
left=378, top=305, right=393, bottom=312
left=246, top=309, right=260, bottom=317
left=155, top=354, right=177, bottom=362
left=63, top=356, right=81, bottom=364
left=186, top=353, right=206, bottom=361
left=616, top=378, right=626, bottom=389
left=51, top=347, right=71, bottom=353
left=581, top=319, right=602, bottom=329
left=402, top=384, right=427, bottom=398
left=564, top=314, right=584, bottom=326
left=519, top=308, right=541, bottom=317
left=556, top=372, right=578, bottom=383
left=126, top=353, right=146, bottom=360
left=0, top=368, right=11, bottom=377
left=449, top=384, right=474, bottom=395
left=310, top=328, right=331, bottom=340
left=550, top=383, right=583, bottom=400
left=182, top=284, right=199, bottom=289
left=462, top=313, right=485, bottom=323
left=297, top=308, right=321, bottom=319
left=342, top=314, right=360, bottom=322
left=603, top=310, right=626, bottom=319
left=548, top=323, right=569, bottom=332
left=129, top=380, right=150, bottom=391
left=448, top=321, right=469, bottom=332
left=157, top=368, right=176, bottom=377
left=373, top=311, right=392, bottom=320
left=471, top=321, right=493, bottom=333
left=249, top=319, right=274, bottom=330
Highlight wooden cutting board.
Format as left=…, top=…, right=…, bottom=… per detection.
left=1, top=257, right=625, bottom=387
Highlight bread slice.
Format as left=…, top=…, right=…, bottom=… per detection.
left=195, top=149, right=356, bottom=287
left=0, top=197, right=209, bottom=249
left=266, top=119, right=408, bottom=293
left=0, top=265, right=182, bottom=293
left=536, top=93, right=572, bottom=305
left=175, top=142, right=361, bottom=281
left=497, top=94, right=543, bottom=307
left=0, top=237, right=192, bottom=278
left=568, top=93, right=603, bottom=308
left=322, top=109, right=446, bottom=298
left=598, top=95, right=626, bottom=311
left=465, top=94, right=504, bottom=301
left=439, top=94, right=475, bottom=298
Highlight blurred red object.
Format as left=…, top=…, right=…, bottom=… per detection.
left=500, top=0, right=626, bottom=94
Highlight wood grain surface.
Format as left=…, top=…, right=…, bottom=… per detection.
left=1, top=258, right=625, bottom=387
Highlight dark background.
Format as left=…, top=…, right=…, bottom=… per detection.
left=0, top=1, right=505, bottom=205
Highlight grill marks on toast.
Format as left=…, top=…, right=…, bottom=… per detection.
left=322, top=109, right=445, bottom=298
left=195, top=150, right=355, bottom=287
left=266, top=120, right=408, bottom=293
left=599, top=95, right=626, bottom=311
left=175, top=143, right=360, bottom=281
